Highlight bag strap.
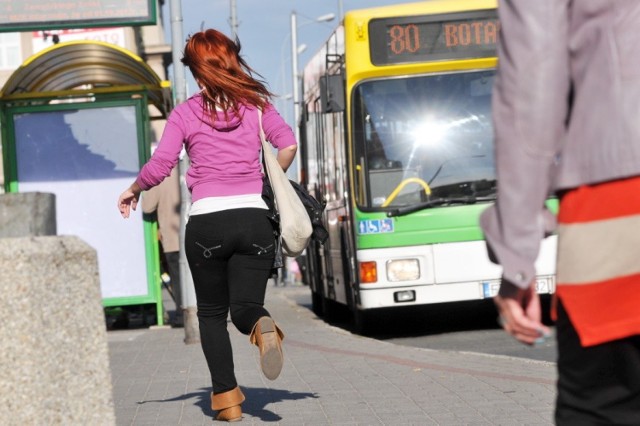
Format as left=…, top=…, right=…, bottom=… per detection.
left=258, top=108, right=268, bottom=175
left=257, top=108, right=268, bottom=151
left=258, top=107, right=282, bottom=182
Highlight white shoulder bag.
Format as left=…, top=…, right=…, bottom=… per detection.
left=258, top=108, right=312, bottom=257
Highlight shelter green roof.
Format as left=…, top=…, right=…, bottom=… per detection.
left=1, top=40, right=171, bottom=116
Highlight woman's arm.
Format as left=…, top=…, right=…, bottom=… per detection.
left=276, top=144, right=297, bottom=172
left=137, top=110, right=186, bottom=190
left=118, top=108, right=185, bottom=218
left=261, top=104, right=298, bottom=172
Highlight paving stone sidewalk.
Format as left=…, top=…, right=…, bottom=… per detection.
left=108, top=284, right=557, bottom=425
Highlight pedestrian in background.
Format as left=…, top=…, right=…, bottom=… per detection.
left=118, top=28, right=297, bottom=422
left=481, top=1, right=640, bottom=423
left=141, top=164, right=183, bottom=326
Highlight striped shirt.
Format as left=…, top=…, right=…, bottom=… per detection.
left=554, top=176, right=640, bottom=346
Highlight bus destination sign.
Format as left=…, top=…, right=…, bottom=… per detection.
left=369, top=11, right=499, bottom=65
left=0, top=0, right=155, bottom=32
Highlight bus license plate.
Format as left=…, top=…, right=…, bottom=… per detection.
left=481, top=276, right=555, bottom=299
left=535, top=276, right=555, bottom=294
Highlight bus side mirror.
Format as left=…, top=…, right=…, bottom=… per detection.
left=320, top=74, right=345, bottom=113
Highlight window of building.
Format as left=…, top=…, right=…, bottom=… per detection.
left=0, top=33, right=22, bottom=70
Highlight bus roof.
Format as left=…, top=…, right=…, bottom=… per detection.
left=302, top=0, right=498, bottom=101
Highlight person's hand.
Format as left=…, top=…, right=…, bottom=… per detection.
left=118, top=182, right=142, bottom=218
left=494, top=279, right=551, bottom=345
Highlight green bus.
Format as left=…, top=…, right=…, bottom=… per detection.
left=298, top=0, right=557, bottom=333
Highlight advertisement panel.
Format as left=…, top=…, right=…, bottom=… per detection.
left=0, top=0, right=155, bottom=32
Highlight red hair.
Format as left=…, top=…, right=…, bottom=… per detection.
left=181, top=29, right=273, bottom=118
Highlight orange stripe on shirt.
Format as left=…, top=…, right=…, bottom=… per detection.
left=556, top=273, right=640, bottom=346
left=558, top=176, right=640, bottom=224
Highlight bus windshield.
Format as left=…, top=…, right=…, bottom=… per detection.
left=353, top=70, right=496, bottom=210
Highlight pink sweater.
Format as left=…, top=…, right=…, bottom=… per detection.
left=136, top=94, right=296, bottom=202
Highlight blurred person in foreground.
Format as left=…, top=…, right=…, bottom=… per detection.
left=118, top=29, right=297, bottom=422
left=141, top=165, right=183, bottom=326
left=480, top=1, right=640, bottom=423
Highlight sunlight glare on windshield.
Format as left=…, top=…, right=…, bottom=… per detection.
left=412, top=114, right=482, bottom=148
left=411, top=118, right=448, bottom=148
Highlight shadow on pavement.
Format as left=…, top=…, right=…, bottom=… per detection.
left=242, top=387, right=319, bottom=422
left=136, top=388, right=211, bottom=414
left=136, top=386, right=319, bottom=422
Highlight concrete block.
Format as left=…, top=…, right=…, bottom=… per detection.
left=0, top=236, right=115, bottom=425
left=0, top=192, right=56, bottom=237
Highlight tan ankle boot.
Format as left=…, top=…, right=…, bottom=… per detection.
left=249, top=316, right=284, bottom=380
left=211, top=387, right=245, bottom=422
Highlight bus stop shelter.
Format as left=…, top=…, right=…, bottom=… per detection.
left=0, top=40, right=172, bottom=324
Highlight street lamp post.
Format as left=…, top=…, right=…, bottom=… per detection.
left=290, top=11, right=300, bottom=165
left=289, top=11, right=335, bottom=182
left=170, top=0, right=199, bottom=344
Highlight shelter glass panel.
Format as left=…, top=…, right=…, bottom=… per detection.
left=13, top=105, right=147, bottom=299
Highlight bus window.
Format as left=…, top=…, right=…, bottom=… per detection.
left=353, top=70, right=496, bottom=209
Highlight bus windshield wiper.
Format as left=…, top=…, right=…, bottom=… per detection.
left=386, top=196, right=496, bottom=217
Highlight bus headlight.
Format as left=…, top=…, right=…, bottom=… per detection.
left=386, top=259, right=420, bottom=282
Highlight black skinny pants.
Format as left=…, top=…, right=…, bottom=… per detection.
left=185, top=208, right=276, bottom=394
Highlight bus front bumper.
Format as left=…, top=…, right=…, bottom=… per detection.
left=358, top=274, right=555, bottom=310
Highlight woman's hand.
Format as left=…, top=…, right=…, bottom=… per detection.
left=118, top=182, right=142, bottom=218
